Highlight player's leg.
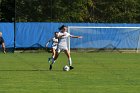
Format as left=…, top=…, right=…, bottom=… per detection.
left=52, top=51, right=59, bottom=64
left=49, top=48, right=60, bottom=70
left=52, top=48, right=56, bottom=58
left=48, top=48, right=55, bottom=63
left=64, top=49, right=74, bottom=70
left=2, top=43, right=6, bottom=54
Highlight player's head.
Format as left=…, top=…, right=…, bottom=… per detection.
left=0, top=32, right=2, bottom=37
left=54, top=32, right=58, bottom=37
left=59, top=25, right=68, bottom=32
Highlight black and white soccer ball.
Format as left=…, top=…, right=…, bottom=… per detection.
left=63, top=65, right=70, bottom=71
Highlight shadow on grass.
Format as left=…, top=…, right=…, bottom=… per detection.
left=0, top=69, right=63, bottom=72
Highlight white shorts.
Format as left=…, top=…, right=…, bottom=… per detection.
left=56, top=45, right=68, bottom=53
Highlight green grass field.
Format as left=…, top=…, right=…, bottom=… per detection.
left=0, top=52, right=140, bottom=93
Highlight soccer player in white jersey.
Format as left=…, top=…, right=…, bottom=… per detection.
left=49, top=25, right=82, bottom=70
left=46, top=32, right=59, bottom=63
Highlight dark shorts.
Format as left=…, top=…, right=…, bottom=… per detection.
left=0, top=42, right=2, bottom=45
left=0, top=41, right=4, bottom=45
left=0, top=37, right=4, bottom=44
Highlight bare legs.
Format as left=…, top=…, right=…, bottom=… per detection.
left=50, top=49, right=74, bottom=70
left=1, top=43, right=6, bottom=54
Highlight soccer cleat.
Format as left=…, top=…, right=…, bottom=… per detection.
left=49, top=64, right=52, bottom=70
left=70, top=66, right=74, bottom=70
left=3, top=51, right=6, bottom=54
left=48, top=58, right=51, bottom=63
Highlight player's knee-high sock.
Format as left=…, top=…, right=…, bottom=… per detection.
left=68, top=57, right=72, bottom=66
left=51, top=57, right=55, bottom=64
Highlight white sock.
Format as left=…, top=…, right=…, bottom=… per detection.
left=52, top=55, right=55, bottom=58
left=68, top=58, right=72, bottom=66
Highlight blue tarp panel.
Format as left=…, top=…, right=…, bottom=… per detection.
left=16, top=22, right=72, bottom=48
left=70, top=27, right=140, bottom=49
left=16, top=23, right=55, bottom=48
left=15, top=22, right=140, bottom=49
left=0, top=23, right=14, bottom=48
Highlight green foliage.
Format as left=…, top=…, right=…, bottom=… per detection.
left=93, top=0, right=140, bottom=23
left=0, top=0, right=140, bottom=23
left=0, top=0, right=15, bottom=22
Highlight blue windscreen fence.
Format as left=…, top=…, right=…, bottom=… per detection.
left=69, top=27, right=140, bottom=49
left=0, top=22, right=140, bottom=50
left=15, top=23, right=52, bottom=48
left=15, top=23, right=140, bottom=50
left=0, top=23, right=14, bottom=48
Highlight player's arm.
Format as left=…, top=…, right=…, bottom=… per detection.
left=46, top=38, right=52, bottom=47
left=57, top=33, right=65, bottom=38
left=70, top=35, right=83, bottom=38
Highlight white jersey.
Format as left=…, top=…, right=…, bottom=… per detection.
left=56, top=32, right=72, bottom=52
left=58, top=32, right=71, bottom=47
left=51, top=37, right=58, bottom=49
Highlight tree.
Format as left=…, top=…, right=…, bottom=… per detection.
left=15, top=0, right=94, bottom=22
left=93, top=0, right=140, bottom=23
left=0, top=0, right=15, bottom=22
left=1, top=0, right=140, bottom=23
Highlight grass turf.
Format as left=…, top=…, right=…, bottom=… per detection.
left=0, top=52, right=140, bottom=93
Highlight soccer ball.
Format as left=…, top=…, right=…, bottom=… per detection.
left=63, top=65, right=70, bottom=71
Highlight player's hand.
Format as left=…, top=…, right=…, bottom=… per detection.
left=78, top=36, right=83, bottom=38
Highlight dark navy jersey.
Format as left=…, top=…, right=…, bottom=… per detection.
left=0, top=37, right=4, bottom=44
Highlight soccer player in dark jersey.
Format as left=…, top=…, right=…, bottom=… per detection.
left=0, top=32, right=6, bottom=54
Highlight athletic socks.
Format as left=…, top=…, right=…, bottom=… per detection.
left=48, top=58, right=51, bottom=63
left=49, top=57, right=74, bottom=70
left=51, top=57, right=55, bottom=64
left=68, top=57, right=72, bottom=66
